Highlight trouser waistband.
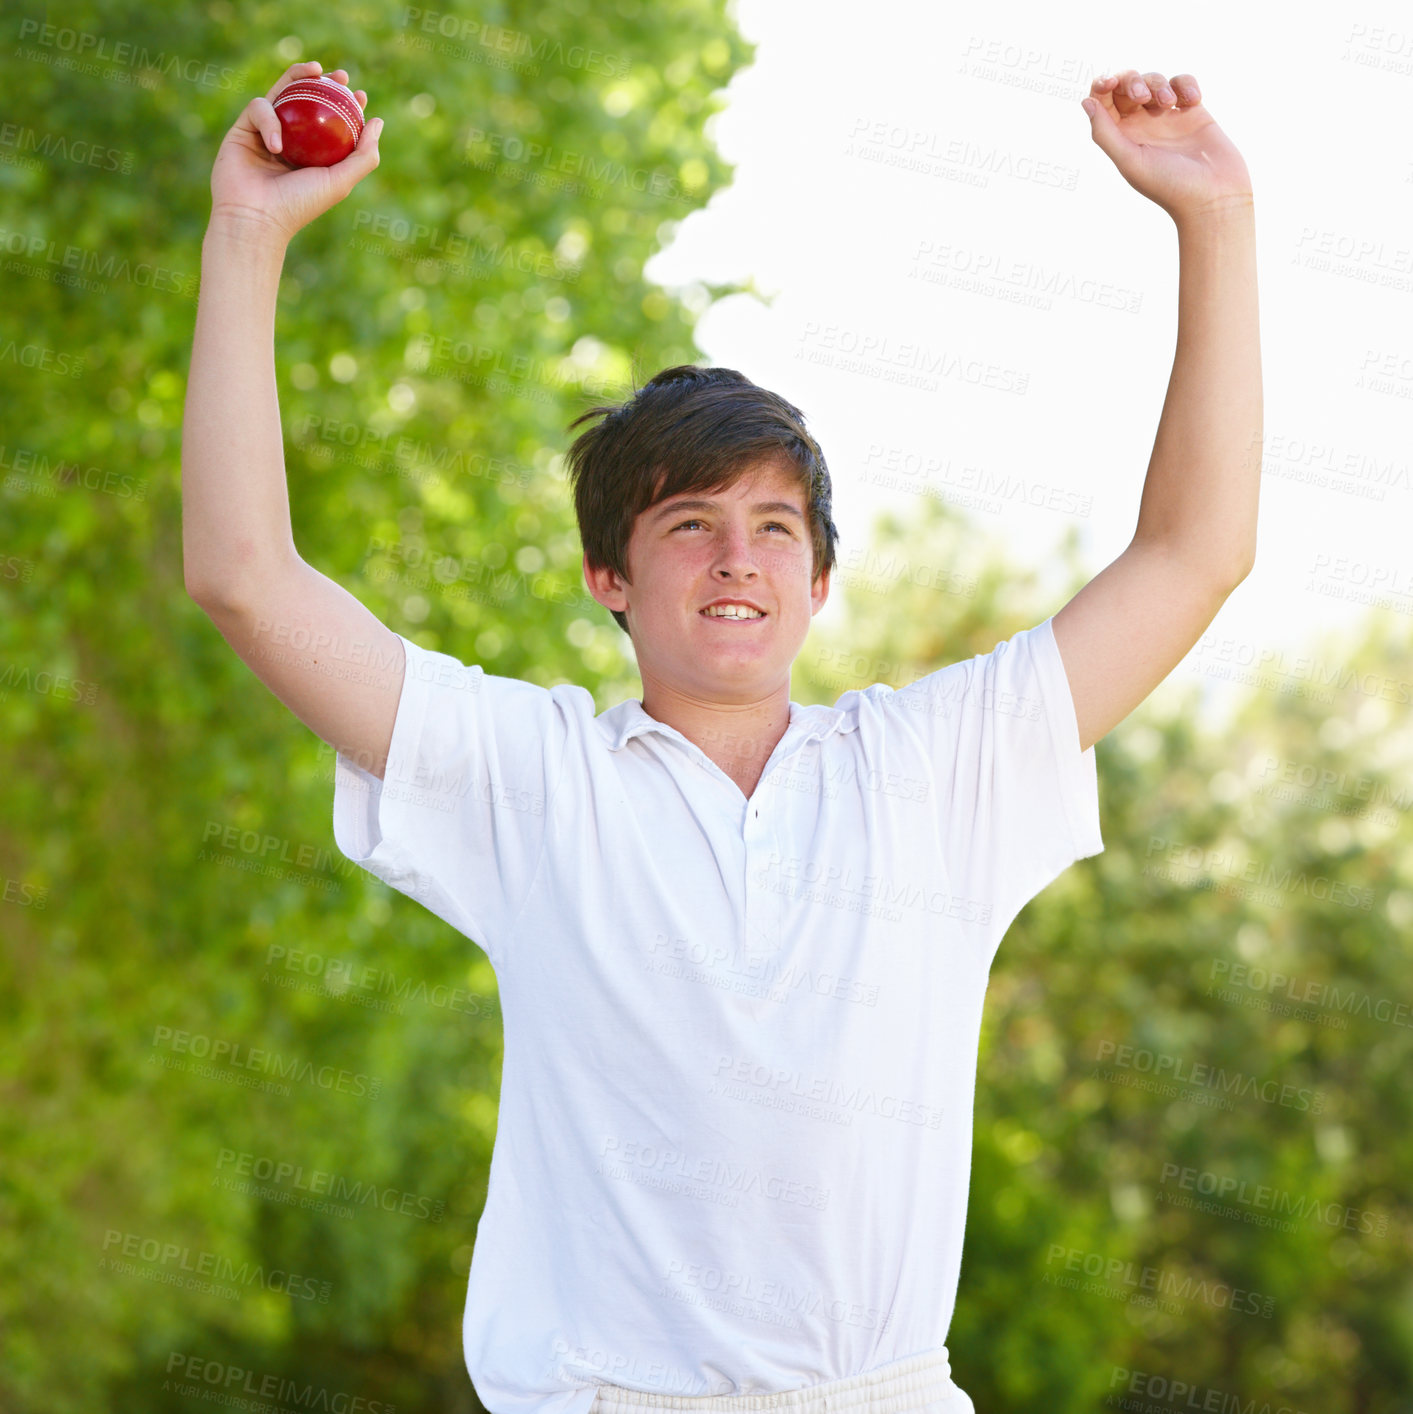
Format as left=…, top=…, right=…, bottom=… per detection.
left=590, top=1350, right=965, bottom=1414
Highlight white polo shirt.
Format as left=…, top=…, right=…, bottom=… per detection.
left=332, top=615, right=1103, bottom=1414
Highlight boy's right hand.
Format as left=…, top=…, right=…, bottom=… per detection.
left=209, top=60, right=384, bottom=246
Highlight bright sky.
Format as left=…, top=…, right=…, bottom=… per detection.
left=646, top=0, right=1413, bottom=731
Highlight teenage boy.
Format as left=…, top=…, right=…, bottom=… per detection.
left=183, top=61, right=1259, bottom=1414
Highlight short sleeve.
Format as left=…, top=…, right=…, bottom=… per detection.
left=331, top=633, right=574, bottom=964
left=885, top=615, right=1103, bottom=956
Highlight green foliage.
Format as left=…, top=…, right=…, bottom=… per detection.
left=4, top=3, right=1412, bottom=1411
left=2, top=2, right=748, bottom=1409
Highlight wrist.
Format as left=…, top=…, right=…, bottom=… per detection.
left=205, top=206, right=292, bottom=262
left=1172, top=193, right=1255, bottom=235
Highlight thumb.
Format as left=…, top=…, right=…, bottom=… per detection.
left=332, top=116, right=383, bottom=195
left=1081, top=96, right=1131, bottom=168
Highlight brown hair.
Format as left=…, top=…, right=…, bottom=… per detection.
left=564, top=365, right=840, bottom=634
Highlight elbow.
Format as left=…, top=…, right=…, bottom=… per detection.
left=1143, top=536, right=1255, bottom=596
left=185, top=545, right=298, bottom=615
left=185, top=573, right=247, bottom=617
left=183, top=561, right=207, bottom=606
left=184, top=568, right=212, bottom=609
left=1228, top=549, right=1257, bottom=590
left=182, top=543, right=222, bottom=611
left=1189, top=541, right=1256, bottom=596
left=183, top=563, right=221, bottom=611
left=1207, top=562, right=1252, bottom=603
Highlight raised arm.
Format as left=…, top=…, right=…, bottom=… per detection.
left=181, top=62, right=403, bottom=779
left=1051, top=69, right=1261, bottom=753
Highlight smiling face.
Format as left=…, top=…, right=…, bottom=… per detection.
left=584, top=455, right=831, bottom=707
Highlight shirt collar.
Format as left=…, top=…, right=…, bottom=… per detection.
left=595, top=698, right=858, bottom=755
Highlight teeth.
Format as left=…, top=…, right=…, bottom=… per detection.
left=703, top=605, right=764, bottom=619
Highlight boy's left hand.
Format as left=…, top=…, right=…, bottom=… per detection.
left=1081, top=70, right=1253, bottom=223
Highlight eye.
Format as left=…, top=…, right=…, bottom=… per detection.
left=673, top=518, right=706, bottom=531
left=763, top=522, right=792, bottom=533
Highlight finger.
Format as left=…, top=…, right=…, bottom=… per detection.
left=1089, top=74, right=1119, bottom=98
left=1110, top=69, right=1150, bottom=116
left=313, top=66, right=365, bottom=107
left=1140, top=71, right=1176, bottom=112
left=265, top=59, right=322, bottom=104
left=1081, top=86, right=1135, bottom=167
left=1170, top=73, right=1203, bottom=108
left=240, top=95, right=283, bottom=155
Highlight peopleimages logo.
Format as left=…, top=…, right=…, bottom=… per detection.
left=15, top=21, right=246, bottom=89
left=1045, top=1244, right=1275, bottom=1319
left=1092, top=1039, right=1324, bottom=1113
left=214, top=1149, right=445, bottom=1223
left=709, top=1055, right=945, bottom=1130
left=101, top=1230, right=330, bottom=1303
left=1158, top=1162, right=1387, bottom=1237
left=149, top=1026, right=381, bottom=1099
left=1106, top=1364, right=1308, bottom=1414
left=164, top=1352, right=393, bottom=1411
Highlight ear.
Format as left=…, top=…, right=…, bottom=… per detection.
left=810, top=563, right=831, bottom=617
left=583, top=550, right=629, bottom=615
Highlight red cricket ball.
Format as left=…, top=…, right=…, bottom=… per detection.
left=272, top=75, right=364, bottom=167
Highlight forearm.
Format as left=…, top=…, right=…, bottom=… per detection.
left=181, top=215, right=300, bottom=606
left=1131, top=203, right=1261, bottom=583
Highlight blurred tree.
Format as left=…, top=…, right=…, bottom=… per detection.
left=1, top=1, right=749, bottom=1409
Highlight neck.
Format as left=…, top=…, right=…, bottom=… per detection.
left=639, top=673, right=792, bottom=796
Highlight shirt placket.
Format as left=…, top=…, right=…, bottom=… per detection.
left=742, top=765, right=787, bottom=957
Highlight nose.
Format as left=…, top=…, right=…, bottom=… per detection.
left=710, top=522, right=758, bottom=581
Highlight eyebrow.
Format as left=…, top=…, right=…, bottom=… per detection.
left=649, top=498, right=806, bottom=524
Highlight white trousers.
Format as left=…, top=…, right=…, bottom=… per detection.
left=589, top=1350, right=976, bottom=1414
